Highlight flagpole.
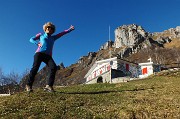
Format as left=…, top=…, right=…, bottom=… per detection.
left=109, top=25, right=110, bottom=41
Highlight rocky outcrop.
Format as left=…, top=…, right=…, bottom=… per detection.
left=100, top=40, right=114, bottom=50
left=113, top=24, right=174, bottom=58
left=77, top=52, right=97, bottom=68
left=113, top=24, right=149, bottom=58
left=57, top=62, right=65, bottom=70
left=153, top=26, right=180, bottom=39
left=156, top=37, right=171, bottom=45
left=114, top=24, right=147, bottom=48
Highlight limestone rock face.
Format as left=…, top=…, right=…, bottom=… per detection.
left=114, top=24, right=147, bottom=48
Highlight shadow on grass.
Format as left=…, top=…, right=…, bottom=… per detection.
left=57, top=87, right=155, bottom=95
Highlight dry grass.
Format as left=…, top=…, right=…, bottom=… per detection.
left=0, top=70, right=180, bottom=119
left=164, top=38, right=180, bottom=48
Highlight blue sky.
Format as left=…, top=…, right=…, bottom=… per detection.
left=0, top=0, right=179, bottom=75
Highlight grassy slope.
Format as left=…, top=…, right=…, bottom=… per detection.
left=1, top=70, right=180, bottom=119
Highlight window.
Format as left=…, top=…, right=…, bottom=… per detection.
left=142, top=67, right=147, bottom=74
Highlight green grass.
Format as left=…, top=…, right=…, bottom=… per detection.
left=0, top=70, right=180, bottom=119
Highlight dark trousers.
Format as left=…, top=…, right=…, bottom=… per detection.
left=27, top=52, right=57, bottom=87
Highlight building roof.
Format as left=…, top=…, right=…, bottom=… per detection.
left=138, top=62, right=153, bottom=66
left=84, top=57, right=117, bottom=78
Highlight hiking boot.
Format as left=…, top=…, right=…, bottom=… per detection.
left=44, top=85, right=55, bottom=92
left=26, top=85, right=33, bottom=92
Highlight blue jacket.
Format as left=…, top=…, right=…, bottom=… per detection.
left=30, top=29, right=72, bottom=56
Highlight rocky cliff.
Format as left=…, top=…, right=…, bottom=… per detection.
left=114, top=24, right=147, bottom=48
left=100, top=24, right=176, bottom=58
left=153, top=26, right=180, bottom=48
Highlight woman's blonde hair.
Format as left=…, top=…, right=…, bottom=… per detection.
left=43, top=22, right=56, bottom=33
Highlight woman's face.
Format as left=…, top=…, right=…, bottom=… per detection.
left=45, top=26, right=54, bottom=35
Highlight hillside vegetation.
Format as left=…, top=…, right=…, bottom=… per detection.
left=1, top=70, right=180, bottom=119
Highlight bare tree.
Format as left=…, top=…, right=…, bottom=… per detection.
left=0, top=68, right=22, bottom=94
left=6, top=71, right=21, bottom=84
left=21, top=68, right=30, bottom=78
left=173, top=48, right=180, bottom=68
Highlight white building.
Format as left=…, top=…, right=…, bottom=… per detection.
left=84, top=57, right=161, bottom=84
left=138, top=62, right=154, bottom=78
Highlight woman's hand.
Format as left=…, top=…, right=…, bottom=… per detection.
left=69, top=25, right=75, bottom=31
